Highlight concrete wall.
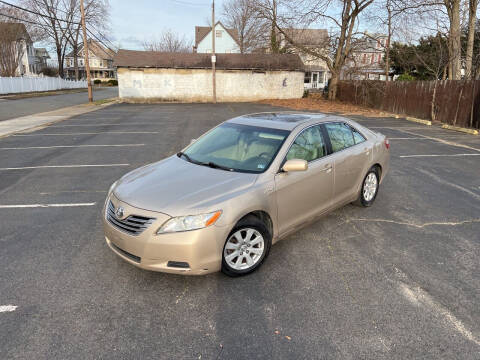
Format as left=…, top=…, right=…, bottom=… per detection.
left=117, top=68, right=304, bottom=102
left=196, top=23, right=240, bottom=54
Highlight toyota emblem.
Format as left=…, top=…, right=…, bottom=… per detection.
left=115, top=206, right=125, bottom=219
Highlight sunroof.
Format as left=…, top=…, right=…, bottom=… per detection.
left=243, top=113, right=312, bottom=123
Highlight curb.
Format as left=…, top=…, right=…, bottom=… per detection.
left=406, top=117, right=432, bottom=126
left=441, top=124, right=478, bottom=136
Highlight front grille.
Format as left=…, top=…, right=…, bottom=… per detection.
left=106, top=200, right=155, bottom=236
left=110, top=242, right=141, bottom=263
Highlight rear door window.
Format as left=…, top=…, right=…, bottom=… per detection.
left=351, top=126, right=366, bottom=144
left=325, top=123, right=355, bottom=152
left=286, top=125, right=327, bottom=162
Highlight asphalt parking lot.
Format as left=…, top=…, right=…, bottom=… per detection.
left=0, top=102, right=479, bottom=359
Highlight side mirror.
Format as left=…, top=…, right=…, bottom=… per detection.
left=282, top=159, right=308, bottom=172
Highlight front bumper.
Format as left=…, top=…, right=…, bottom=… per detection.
left=103, top=194, right=230, bottom=275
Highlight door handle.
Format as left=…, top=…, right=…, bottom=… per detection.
left=321, top=164, right=333, bottom=173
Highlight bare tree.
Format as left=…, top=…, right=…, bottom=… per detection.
left=444, top=0, right=462, bottom=79
left=143, top=29, right=192, bottom=53
left=222, top=0, right=267, bottom=53
left=465, top=0, right=479, bottom=78
left=0, top=22, right=27, bottom=76
left=64, top=0, right=110, bottom=80
left=256, top=0, right=374, bottom=100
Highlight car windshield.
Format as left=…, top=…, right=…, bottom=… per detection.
left=181, top=123, right=290, bottom=173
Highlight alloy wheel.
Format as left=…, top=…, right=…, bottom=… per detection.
left=223, top=228, right=265, bottom=271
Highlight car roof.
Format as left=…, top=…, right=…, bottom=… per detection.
left=227, top=112, right=351, bottom=131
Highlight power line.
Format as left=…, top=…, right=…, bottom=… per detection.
left=0, top=0, right=82, bottom=25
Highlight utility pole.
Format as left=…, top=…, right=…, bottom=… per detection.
left=211, top=0, right=216, bottom=103
left=80, top=0, right=93, bottom=103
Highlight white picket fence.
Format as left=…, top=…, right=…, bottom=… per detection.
left=0, top=76, right=87, bottom=95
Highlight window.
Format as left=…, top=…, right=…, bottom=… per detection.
left=325, top=123, right=355, bottom=152
left=183, top=123, right=289, bottom=173
left=286, top=125, right=327, bottom=162
left=304, top=72, right=311, bottom=84
left=351, top=126, right=366, bottom=144
left=216, top=30, right=223, bottom=37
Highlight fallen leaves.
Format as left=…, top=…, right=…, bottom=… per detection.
left=259, top=94, right=389, bottom=118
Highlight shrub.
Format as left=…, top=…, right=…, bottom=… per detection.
left=303, top=90, right=309, bottom=98
left=396, top=73, right=415, bottom=81
left=93, top=79, right=102, bottom=84
left=108, top=79, right=118, bottom=86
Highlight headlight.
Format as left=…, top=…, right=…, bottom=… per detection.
left=157, top=210, right=222, bottom=234
left=108, top=181, right=118, bottom=196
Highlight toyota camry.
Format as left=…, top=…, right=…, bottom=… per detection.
left=103, top=112, right=390, bottom=276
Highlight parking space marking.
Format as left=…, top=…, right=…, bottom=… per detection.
left=13, top=131, right=158, bottom=136
left=386, top=128, right=480, bottom=152
left=0, top=164, right=129, bottom=171
left=0, top=144, right=145, bottom=150
left=0, top=203, right=96, bottom=209
left=399, top=283, right=480, bottom=346
left=0, top=305, right=17, bottom=313
left=50, top=124, right=162, bottom=127
left=389, top=137, right=428, bottom=140
left=400, top=153, right=480, bottom=158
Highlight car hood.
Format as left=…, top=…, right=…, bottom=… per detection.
left=113, top=156, right=258, bottom=216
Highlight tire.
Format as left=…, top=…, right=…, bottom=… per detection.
left=221, top=215, right=271, bottom=277
left=354, top=167, right=380, bottom=207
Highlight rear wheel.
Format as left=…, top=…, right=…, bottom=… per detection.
left=355, top=167, right=380, bottom=207
left=221, top=216, right=271, bottom=277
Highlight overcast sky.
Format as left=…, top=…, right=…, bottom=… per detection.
left=110, top=0, right=227, bottom=50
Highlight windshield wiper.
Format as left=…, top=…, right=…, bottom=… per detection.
left=205, top=162, right=234, bottom=172
left=177, top=151, right=197, bottom=164
left=178, top=152, right=233, bottom=172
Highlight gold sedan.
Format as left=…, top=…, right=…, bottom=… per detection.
left=103, top=113, right=390, bottom=276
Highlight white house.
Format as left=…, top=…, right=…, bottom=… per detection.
left=278, top=28, right=331, bottom=90
left=0, top=22, right=47, bottom=76
left=194, top=21, right=240, bottom=54
left=64, top=39, right=116, bottom=80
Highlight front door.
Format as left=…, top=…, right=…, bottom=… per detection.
left=312, top=72, right=318, bottom=88
left=275, top=124, right=334, bottom=237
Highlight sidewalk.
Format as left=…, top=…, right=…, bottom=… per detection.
left=0, top=100, right=116, bottom=138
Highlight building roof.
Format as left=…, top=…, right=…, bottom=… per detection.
left=0, top=22, right=31, bottom=43
left=195, top=21, right=240, bottom=47
left=35, top=48, right=50, bottom=58
left=66, top=39, right=115, bottom=60
left=283, top=29, right=328, bottom=47
left=114, top=50, right=305, bottom=71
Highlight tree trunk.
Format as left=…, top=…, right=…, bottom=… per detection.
left=73, top=44, right=79, bottom=80
left=431, top=80, right=438, bottom=121
left=328, top=73, right=339, bottom=100
left=465, top=0, right=479, bottom=79
left=56, top=47, right=64, bottom=78
left=448, top=0, right=462, bottom=80
left=385, top=1, right=392, bottom=81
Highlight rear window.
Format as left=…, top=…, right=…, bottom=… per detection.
left=325, top=123, right=355, bottom=152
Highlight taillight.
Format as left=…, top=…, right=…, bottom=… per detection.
left=384, top=138, right=390, bottom=149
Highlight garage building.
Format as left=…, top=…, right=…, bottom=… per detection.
left=114, top=50, right=305, bottom=102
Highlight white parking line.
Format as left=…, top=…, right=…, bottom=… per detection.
left=50, top=124, right=160, bottom=127
left=400, top=154, right=480, bottom=158
left=389, top=137, right=428, bottom=140
left=0, top=164, right=129, bottom=170
left=0, top=305, right=17, bottom=312
left=0, top=203, right=96, bottom=209
left=13, top=131, right=158, bottom=136
left=0, top=144, right=145, bottom=150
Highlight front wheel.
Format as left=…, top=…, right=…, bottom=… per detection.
left=221, top=216, right=271, bottom=277
left=355, top=167, right=380, bottom=207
